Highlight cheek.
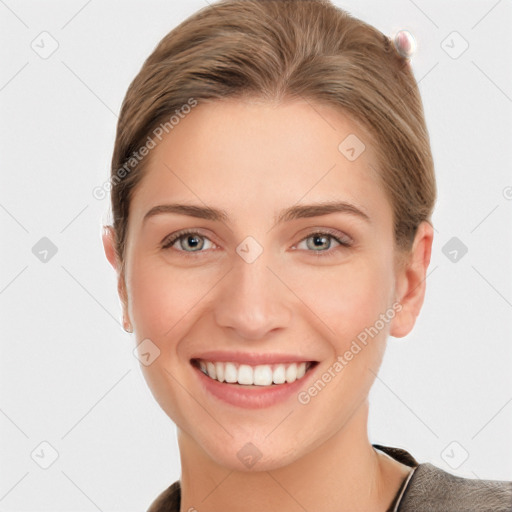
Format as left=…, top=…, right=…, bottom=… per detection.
left=127, top=256, right=219, bottom=338
left=125, top=257, right=221, bottom=429
left=288, top=258, right=393, bottom=349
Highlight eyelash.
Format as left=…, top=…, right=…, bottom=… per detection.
left=161, top=228, right=353, bottom=258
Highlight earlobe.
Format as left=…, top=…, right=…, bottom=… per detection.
left=389, top=221, right=434, bottom=339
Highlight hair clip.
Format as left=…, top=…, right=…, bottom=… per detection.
left=393, top=30, right=416, bottom=59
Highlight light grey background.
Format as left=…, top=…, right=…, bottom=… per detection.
left=1, top=1, right=511, bottom=510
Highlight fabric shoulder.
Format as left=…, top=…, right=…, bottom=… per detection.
left=146, top=480, right=181, bottom=512
left=397, top=462, right=512, bottom=512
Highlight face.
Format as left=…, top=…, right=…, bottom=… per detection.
left=105, top=98, right=425, bottom=472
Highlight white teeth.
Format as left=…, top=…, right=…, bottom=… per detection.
left=224, top=362, right=238, bottom=383
left=238, top=364, right=253, bottom=385
left=272, top=364, right=286, bottom=384
left=206, top=361, right=216, bottom=380
left=215, top=361, right=225, bottom=383
left=196, top=360, right=311, bottom=386
left=285, top=363, right=297, bottom=383
left=254, top=365, right=273, bottom=385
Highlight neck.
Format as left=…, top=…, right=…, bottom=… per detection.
left=177, top=401, right=406, bottom=512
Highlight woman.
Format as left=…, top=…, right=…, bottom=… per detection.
left=102, top=1, right=512, bottom=510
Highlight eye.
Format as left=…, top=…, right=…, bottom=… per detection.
left=294, top=229, right=352, bottom=256
left=162, top=229, right=215, bottom=253
left=161, top=228, right=353, bottom=258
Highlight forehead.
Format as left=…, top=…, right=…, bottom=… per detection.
left=129, top=98, right=392, bottom=229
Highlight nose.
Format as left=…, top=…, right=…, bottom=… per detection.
left=213, top=249, right=292, bottom=341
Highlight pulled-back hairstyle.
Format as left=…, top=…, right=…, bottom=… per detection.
left=110, top=0, right=436, bottom=274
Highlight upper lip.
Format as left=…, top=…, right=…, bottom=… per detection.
left=190, top=351, right=317, bottom=366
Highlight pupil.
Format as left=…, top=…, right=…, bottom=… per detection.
left=312, top=235, right=328, bottom=249
left=186, top=235, right=201, bottom=250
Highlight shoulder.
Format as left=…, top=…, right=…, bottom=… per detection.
left=398, top=462, right=512, bottom=512
left=146, top=480, right=181, bottom=512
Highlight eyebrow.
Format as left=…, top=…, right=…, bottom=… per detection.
left=142, top=200, right=371, bottom=226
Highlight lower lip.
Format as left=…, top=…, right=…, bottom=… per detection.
left=192, top=362, right=319, bottom=409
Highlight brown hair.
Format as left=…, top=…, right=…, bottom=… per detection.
left=109, top=0, right=436, bottom=274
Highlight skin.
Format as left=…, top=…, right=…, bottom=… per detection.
left=103, top=98, right=433, bottom=512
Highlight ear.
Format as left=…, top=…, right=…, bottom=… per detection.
left=389, top=221, right=434, bottom=338
left=102, top=225, right=119, bottom=271
left=102, top=226, right=130, bottom=328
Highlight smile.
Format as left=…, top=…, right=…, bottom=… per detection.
left=192, top=358, right=315, bottom=387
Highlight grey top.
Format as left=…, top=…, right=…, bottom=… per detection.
left=147, top=444, right=512, bottom=512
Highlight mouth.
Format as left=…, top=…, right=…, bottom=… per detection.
left=191, top=358, right=319, bottom=387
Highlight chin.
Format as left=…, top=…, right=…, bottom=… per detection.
left=207, top=442, right=300, bottom=473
